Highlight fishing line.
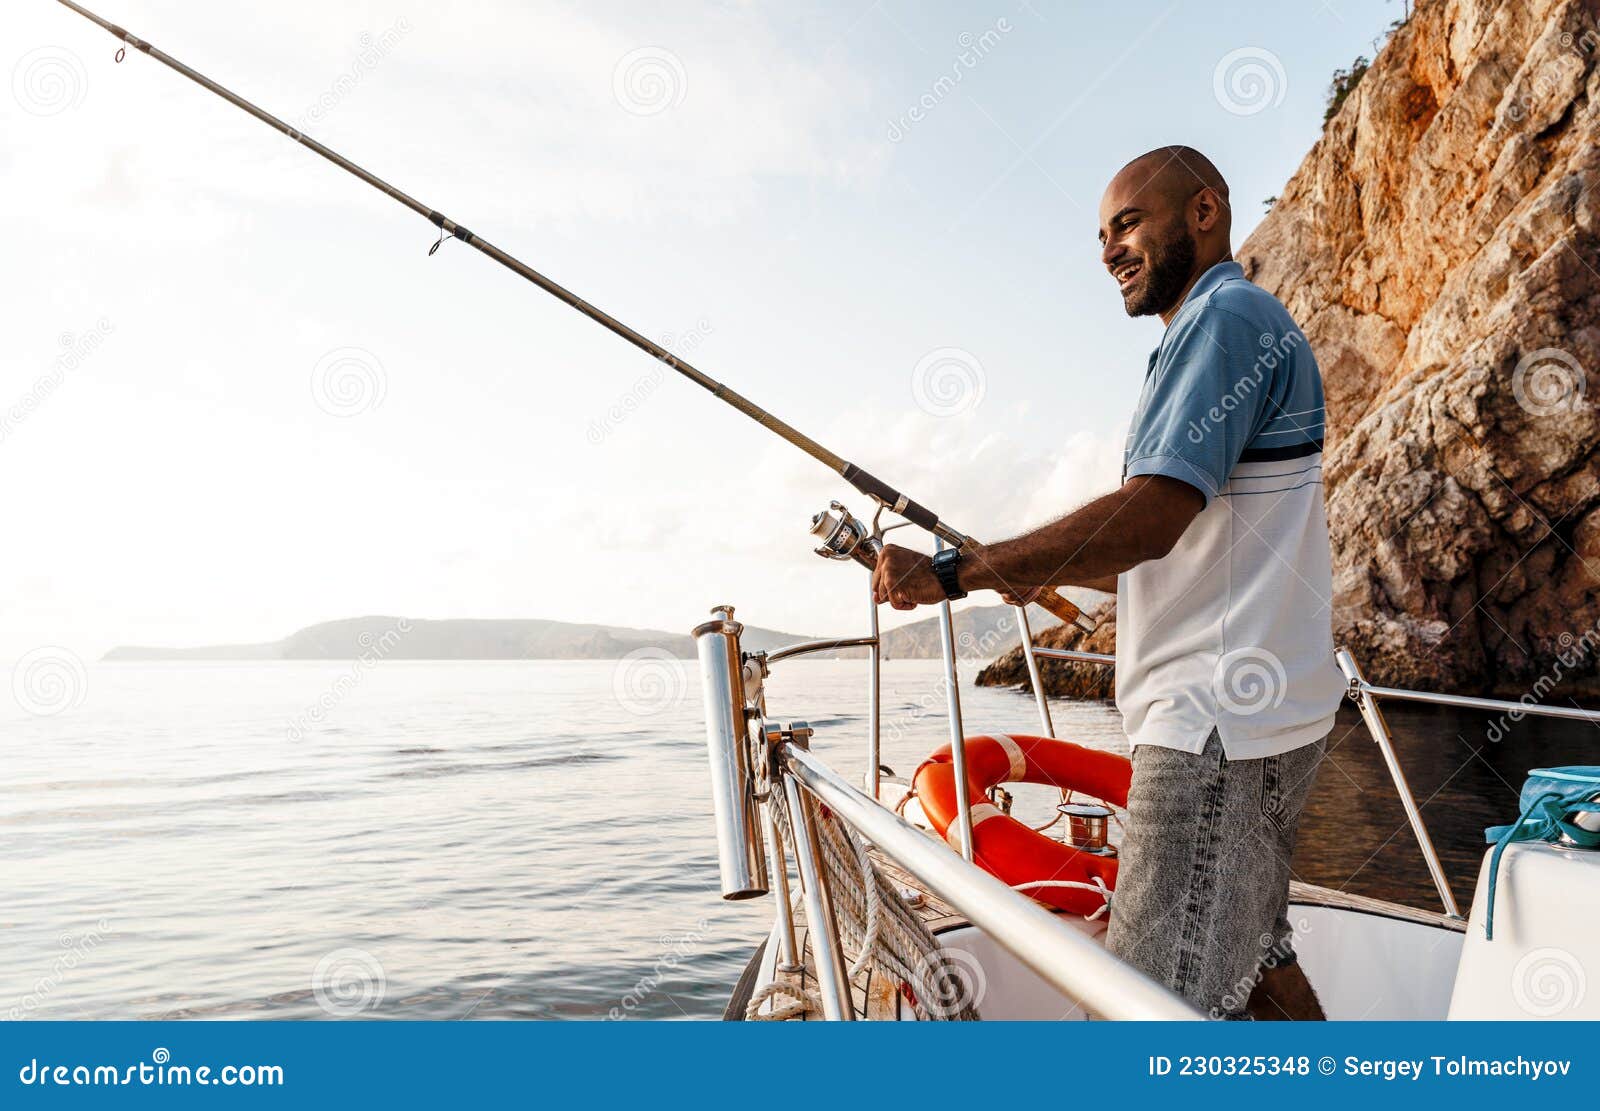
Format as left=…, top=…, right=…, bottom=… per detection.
left=54, top=0, right=1094, bottom=630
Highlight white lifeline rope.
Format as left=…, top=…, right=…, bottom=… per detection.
left=1011, top=876, right=1114, bottom=921
left=749, top=784, right=979, bottom=1021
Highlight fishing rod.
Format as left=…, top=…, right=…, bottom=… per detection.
left=55, top=0, right=1095, bottom=632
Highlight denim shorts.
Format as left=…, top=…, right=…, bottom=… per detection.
left=1104, top=728, right=1326, bottom=1019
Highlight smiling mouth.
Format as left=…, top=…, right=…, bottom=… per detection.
left=1114, top=260, right=1144, bottom=289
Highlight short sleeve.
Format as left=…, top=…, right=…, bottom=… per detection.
left=1123, top=306, right=1274, bottom=505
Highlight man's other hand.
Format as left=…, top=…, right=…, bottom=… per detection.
left=871, top=544, right=946, bottom=610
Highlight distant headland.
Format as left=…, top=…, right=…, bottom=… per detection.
left=101, top=597, right=1101, bottom=663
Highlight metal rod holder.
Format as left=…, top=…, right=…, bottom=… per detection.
left=693, top=607, right=768, bottom=900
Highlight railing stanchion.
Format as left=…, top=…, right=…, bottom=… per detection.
left=1335, top=649, right=1462, bottom=919
left=782, top=774, right=855, bottom=1020
left=1015, top=604, right=1056, bottom=737
left=867, top=590, right=882, bottom=800
left=934, top=538, right=974, bottom=862
left=760, top=799, right=802, bottom=973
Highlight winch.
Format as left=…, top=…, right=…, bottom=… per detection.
left=1057, top=802, right=1116, bottom=856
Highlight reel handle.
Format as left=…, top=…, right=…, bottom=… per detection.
left=1033, top=587, right=1096, bottom=633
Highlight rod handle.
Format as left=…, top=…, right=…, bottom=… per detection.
left=1036, top=588, right=1096, bottom=633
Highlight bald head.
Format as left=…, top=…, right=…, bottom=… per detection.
left=1116, top=146, right=1231, bottom=223
left=1098, top=146, right=1234, bottom=321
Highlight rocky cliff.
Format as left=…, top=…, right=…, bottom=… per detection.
left=983, top=0, right=1600, bottom=697
left=976, top=599, right=1118, bottom=699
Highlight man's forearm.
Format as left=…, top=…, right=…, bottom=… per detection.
left=958, top=479, right=1192, bottom=595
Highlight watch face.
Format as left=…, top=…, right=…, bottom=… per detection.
left=933, top=550, right=964, bottom=598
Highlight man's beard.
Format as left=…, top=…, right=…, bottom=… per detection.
left=1121, top=224, right=1197, bottom=317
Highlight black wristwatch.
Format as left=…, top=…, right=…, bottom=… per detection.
left=930, top=548, right=968, bottom=601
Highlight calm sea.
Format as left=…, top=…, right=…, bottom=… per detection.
left=2, top=658, right=1592, bottom=1020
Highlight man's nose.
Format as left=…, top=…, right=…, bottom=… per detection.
left=1102, top=240, right=1124, bottom=270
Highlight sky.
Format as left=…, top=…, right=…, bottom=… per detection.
left=1, top=0, right=1405, bottom=659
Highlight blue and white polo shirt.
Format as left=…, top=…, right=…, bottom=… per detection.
left=1116, top=260, right=1344, bottom=758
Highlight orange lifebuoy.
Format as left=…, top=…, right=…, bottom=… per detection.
left=912, top=735, right=1131, bottom=918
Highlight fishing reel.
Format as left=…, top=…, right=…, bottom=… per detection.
left=808, top=500, right=911, bottom=570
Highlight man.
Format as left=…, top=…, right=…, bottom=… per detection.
left=870, top=146, right=1345, bottom=1020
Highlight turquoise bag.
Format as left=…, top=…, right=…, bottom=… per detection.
left=1483, top=766, right=1600, bottom=940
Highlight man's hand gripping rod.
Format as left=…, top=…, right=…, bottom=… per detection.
left=53, top=0, right=1096, bottom=633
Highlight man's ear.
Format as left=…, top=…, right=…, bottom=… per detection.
left=1192, top=187, right=1224, bottom=233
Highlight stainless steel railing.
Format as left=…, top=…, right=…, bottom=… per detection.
left=1038, top=641, right=1461, bottom=917
left=1333, top=648, right=1600, bottom=918
left=696, top=603, right=1202, bottom=1020
left=782, top=740, right=1201, bottom=1019
left=1335, top=649, right=1461, bottom=917
left=1032, top=641, right=1600, bottom=921
left=700, top=585, right=1600, bottom=1017
left=1031, top=647, right=1115, bottom=666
